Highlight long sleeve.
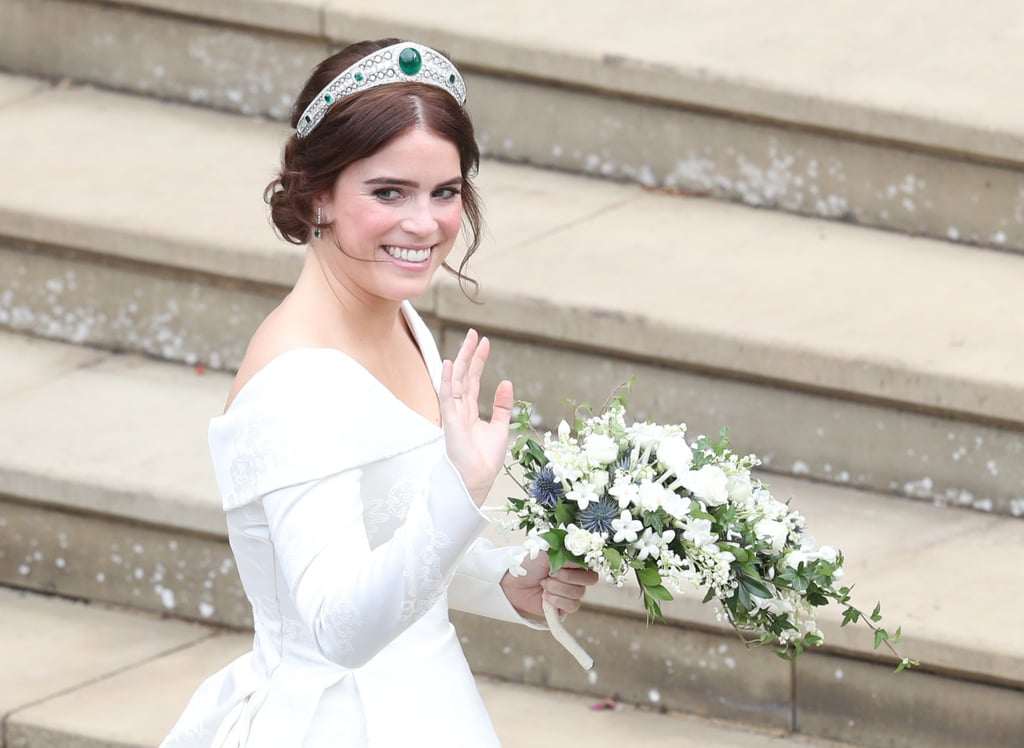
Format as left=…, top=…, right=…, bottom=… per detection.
left=262, top=454, right=489, bottom=668
left=449, top=539, right=547, bottom=629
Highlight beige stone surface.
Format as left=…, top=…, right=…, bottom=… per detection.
left=0, top=0, right=328, bottom=119
left=7, top=631, right=252, bottom=748
left=0, top=70, right=48, bottom=104
left=0, top=80, right=299, bottom=286
left=0, top=330, right=106, bottom=396
left=322, top=0, right=1024, bottom=163
left=794, top=654, right=1024, bottom=748
left=437, top=188, right=1024, bottom=425
left=0, top=498, right=251, bottom=627
left=464, top=332, right=1024, bottom=516
left=0, top=587, right=209, bottom=715
left=0, top=340, right=232, bottom=534
left=125, top=0, right=325, bottom=36
left=478, top=677, right=839, bottom=748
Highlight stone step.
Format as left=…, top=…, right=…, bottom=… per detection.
left=1, top=74, right=1023, bottom=515
left=1, top=0, right=1022, bottom=251
left=0, top=330, right=1021, bottom=747
left=1, top=588, right=856, bottom=748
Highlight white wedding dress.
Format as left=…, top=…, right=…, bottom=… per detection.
left=162, top=303, right=538, bottom=747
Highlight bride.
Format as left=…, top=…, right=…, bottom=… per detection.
left=160, top=39, right=597, bottom=747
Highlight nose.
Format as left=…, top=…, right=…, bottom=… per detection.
left=400, top=196, right=439, bottom=237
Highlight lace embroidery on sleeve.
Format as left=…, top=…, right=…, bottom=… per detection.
left=400, top=524, right=452, bottom=621
left=364, top=478, right=424, bottom=546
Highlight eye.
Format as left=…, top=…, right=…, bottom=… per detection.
left=373, top=188, right=403, bottom=201
left=433, top=187, right=461, bottom=200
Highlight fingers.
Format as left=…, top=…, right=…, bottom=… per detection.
left=491, top=379, right=514, bottom=427
left=541, top=565, right=599, bottom=614
left=451, top=328, right=478, bottom=397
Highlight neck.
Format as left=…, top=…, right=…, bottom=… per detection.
left=292, top=248, right=405, bottom=343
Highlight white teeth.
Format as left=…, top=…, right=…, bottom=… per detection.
left=384, top=245, right=431, bottom=262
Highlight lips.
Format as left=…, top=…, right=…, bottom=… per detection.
left=383, top=245, right=431, bottom=263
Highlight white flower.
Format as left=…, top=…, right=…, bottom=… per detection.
left=657, top=436, right=693, bottom=476
left=627, top=422, right=667, bottom=448
left=611, top=510, right=643, bottom=543
left=634, top=528, right=675, bottom=561
left=784, top=550, right=810, bottom=570
left=565, top=524, right=594, bottom=556
left=566, top=481, right=600, bottom=509
left=505, top=548, right=529, bottom=577
left=590, top=469, right=610, bottom=489
left=584, top=433, right=619, bottom=466
left=680, top=465, right=729, bottom=506
left=557, top=419, right=571, bottom=441
left=754, top=518, right=789, bottom=554
left=638, top=480, right=669, bottom=512
left=683, top=517, right=717, bottom=548
left=726, top=472, right=753, bottom=504
left=814, top=545, right=838, bottom=564
left=609, top=477, right=640, bottom=509
left=523, top=532, right=550, bottom=560
left=661, top=492, right=690, bottom=520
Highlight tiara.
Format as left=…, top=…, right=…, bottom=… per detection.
left=295, top=42, right=467, bottom=138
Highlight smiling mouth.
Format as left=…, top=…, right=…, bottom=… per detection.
left=383, top=245, right=432, bottom=263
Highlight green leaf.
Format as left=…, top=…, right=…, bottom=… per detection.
left=603, top=547, right=624, bottom=571
left=702, top=587, right=715, bottom=604
left=738, top=575, right=772, bottom=599
left=548, top=546, right=566, bottom=574
left=841, top=607, right=860, bottom=627
left=645, top=584, right=673, bottom=602
left=553, top=500, right=573, bottom=526
left=871, top=602, right=882, bottom=623
left=637, top=565, right=662, bottom=587
left=873, top=628, right=889, bottom=650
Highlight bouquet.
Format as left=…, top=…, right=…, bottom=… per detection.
left=503, top=389, right=916, bottom=672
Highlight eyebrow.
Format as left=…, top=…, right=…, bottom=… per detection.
left=364, top=176, right=463, bottom=188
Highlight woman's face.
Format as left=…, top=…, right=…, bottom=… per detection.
left=320, top=126, right=464, bottom=305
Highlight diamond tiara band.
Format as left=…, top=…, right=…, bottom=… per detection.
left=295, top=42, right=468, bottom=138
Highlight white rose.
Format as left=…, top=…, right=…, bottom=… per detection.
left=726, top=472, right=753, bottom=504
left=590, top=469, right=610, bottom=489
left=564, top=524, right=594, bottom=556
left=754, top=518, right=789, bottom=554
left=681, top=465, right=729, bottom=506
left=657, top=436, right=693, bottom=476
left=584, top=433, right=619, bottom=465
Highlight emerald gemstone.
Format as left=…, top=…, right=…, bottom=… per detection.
left=398, top=47, right=422, bottom=75
left=324, top=93, right=334, bottom=103
left=354, top=72, right=364, bottom=83
left=304, top=115, right=312, bottom=123
left=448, top=73, right=455, bottom=84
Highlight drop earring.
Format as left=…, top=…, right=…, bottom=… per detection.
left=314, top=207, right=322, bottom=239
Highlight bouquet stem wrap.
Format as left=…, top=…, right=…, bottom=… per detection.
left=542, top=599, right=593, bottom=670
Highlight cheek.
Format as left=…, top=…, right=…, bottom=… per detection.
left=439, top=202, right=464, bottom=235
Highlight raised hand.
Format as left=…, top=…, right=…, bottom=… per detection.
left=439, top=329, right=514, bottom=505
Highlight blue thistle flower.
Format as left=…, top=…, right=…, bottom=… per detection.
left=528, top=466, right=563, bottom=508
left=577, top=495, right=619, bottom=535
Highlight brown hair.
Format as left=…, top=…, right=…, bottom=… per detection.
left=264, top=39, right=483, bottom=294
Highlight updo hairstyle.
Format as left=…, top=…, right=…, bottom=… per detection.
left=264, top=39, right=483, bottom=290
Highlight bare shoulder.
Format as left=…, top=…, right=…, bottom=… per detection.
left=223, top=305, right=322, bottom=412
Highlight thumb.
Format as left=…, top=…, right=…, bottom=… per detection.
left=490, top=380, right=514, bottom=427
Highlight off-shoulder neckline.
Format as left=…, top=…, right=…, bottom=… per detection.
left=217, top=303, right=441, bottom=431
